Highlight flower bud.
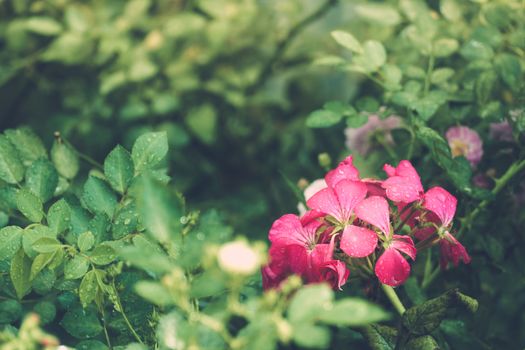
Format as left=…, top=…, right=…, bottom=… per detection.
left=217, top=241, right=261, bottom=276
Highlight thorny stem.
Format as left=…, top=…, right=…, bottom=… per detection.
left=381, top=284, right=406, bottom=315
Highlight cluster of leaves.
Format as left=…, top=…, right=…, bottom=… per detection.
left=0, top=0, right=362, bottom=236
left=0, top=128, right=400, bottom=349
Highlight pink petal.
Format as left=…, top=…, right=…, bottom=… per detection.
left=325, top=155, right=360, bottom=188
left=382, top=161, right=424, bottom=203
left=268, top=214, right=304, bottom=246
left=375, top=248, right=411, bottom=287
left=309, top=243, right=333, bottom=268
left=307, top=187, right=342, bottom=221
left=355, top=196, right=391, bottom=235
left=439, top=233, right=471, bottom=269
left=363, top=178, right=386, bottom=197
left=391, top=235, right=417, bottom=260
left=423, top=187, right=457, bottom=227
left=303, top=179, right=328, bottom=201
left=300, top=210, right=325, bottom=227
left=333, top=180, right=368, bottom=222
left=340, top=225, right=378, bottom=258
left=319, top=260, right=350, bottom=290
left=286, top=244, right=309, bottom=275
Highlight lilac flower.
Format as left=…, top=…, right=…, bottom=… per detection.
left=445, top=126, right=483, bottom=167
left=344, top=114, right=402, bottom=156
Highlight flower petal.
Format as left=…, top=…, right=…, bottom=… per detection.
left=363, top=178, right=386, bottom=197
left=340, top=225, right=378, bottom=258
left=375, top=248, right=411, bottom=287
left=439, top=233, right=471, bottom=269
left=319, top=260, right=350, bottom=290
left=307, top=187, right=341, bottom=221
left=355, top=196, right=391, bottom=235
left=325, top=155, right=360, bottom=187
left=304, top=179, right=328, bottom=201
left=333, top=179, right=368, bottom=222
left=269, top=214, right=311, bottom=246
left=382, top=160, right=424, bottom=203
left=391, top=235, right=416, bottom=260
left=423, top=187, right=457, bottom=227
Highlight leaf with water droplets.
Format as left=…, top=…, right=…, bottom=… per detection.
left=60, top=305, right=103, bottom=338
left=104, top=145, right=134, bottom=194
left=10, top=249, right=32, bottom=299
left=16, top=187, right=44, bottom=223
left=0, top=134, right=25, bottom=184
left=82, top=176, right=117, bottom=218
left=25, top=158, right=59, bottom=203
left=48, top=199, right=71, bottom=235
left=77, top=231, right=95, bottom=252
left=89, top=244, right=116, bottom=266
left=51, top=140, right=79, bottom=179
left=22, top=225, right=55, bottom=258
left=4, top=128, right=47, bottom=166
left=131, top=132, right=168, bottom=174
left=79, top=270, right=98, bottom=308
left=64, top=255, right=89, bottom=280
left=0, top=226, right=23, bottom=261
left=30, top=252, right=54, bottom=280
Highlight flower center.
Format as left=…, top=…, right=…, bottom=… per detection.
left=450, top=139, right=470, bottom=158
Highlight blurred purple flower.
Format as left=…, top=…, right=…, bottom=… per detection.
left=344, top=114, right=402, bottom=156
left=489, top=121, right=513, bottom=142
left=472, top=173, right=491, bottom=189
left=445, top=126, right=483, bottom=167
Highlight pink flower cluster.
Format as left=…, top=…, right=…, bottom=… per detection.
left=262, top=156, right=471, bottom=290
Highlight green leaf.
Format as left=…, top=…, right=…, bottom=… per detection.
left=82, top=176, right=117, bottom=218
left=346, top=113, right=369, bottom=128
left=32, top=237, right=61, bottom=253
left=405, top=336, right=439, bottom=350
left=362, top=40, right=387, bottom=70
left=129, top=58, right=158, bottom=82
left=430, top=68, right=454, bottom=85
left=33, top=301, right=56, bottom=325
left=4, top=128, right=47, bottom=165
left=25, top=158, right=58, bottom=203
left=30, top=252, right=54, bottom=280
left=78, top=231, right=95, bottom=252
left=331, top=30, right=363, bottom=53
left=433, top=38, right=459, bottom=57
left=412, top=90, right=448, bottom=121
left=381, top=64, right=403, bottom=90
left=474, top=70, right=497, bottom=105
left=60, top=305, right=102, bottom=339
left=51, top=140, right=79, bottom=179
left=134, top=281, right=173, bottom=307
left=0, top=226, right=23, bottom=260
left=306, top=109, right=342, bottom=128
left=361, top=324, right=397, bottom=350
left=131, top=132, right=169, bottom=174
left=292, top=323, right=330, bottom=349
left=186, top=105, right=217, bottom=145
left=133, top=175, right=183, bottom=243
left=318, top=298, right=390, bottom=326
left=79, top=270, right=98, bottom=308
left=494, top=54, right=522, bottom=91
left=48, top=199, right=71, bottom=235
left=22, top=225, right=55, bottom=258
left=89, top=244, right=116, bottom=265
left=0, top=135, right=25, bottom=184
left=402, top=289, right=478, bottom=336
left=16, top=188, right=44, bottom=222
left=104, top=145, right=134, bottom=194
left=288, top=284, right=333, bottom=323
left=0, top=300, right=23, bottom=324
left=112, top=202, right=138, bottom=239
left=440, top=0, right=462, bottom=21
left=460, top=40, right=494, bottom=61
left=118, top=236, right=172, bottom=273
left=64, top=255, right=89, bottom=280
left=355, top=3, right=401, bottom=26
left=10, top=249, right=32, bottom=299
left=24, top=17, right=62, bottom=36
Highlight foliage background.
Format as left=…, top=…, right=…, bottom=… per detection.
left=0, top=0, right=524, bottom=349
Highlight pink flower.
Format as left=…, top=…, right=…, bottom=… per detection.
left=324, top=155, right=360, bottom=188
left=263, top=211, right=349, bottom=290
left=345, top=114, right=403, bottom=156
left=439, top=233, right=471, bottom=269
left=307, top=180, right=367, bottom=224
left=382, top=160, right=424, bottom=203
left=445, top=126, right=483, bottom=167
left=489, top=121, right=513, bottom=142
left=422, top=187, right=471, bottom=269
left=298, top=179, right=327, bottom=215
left=375, top=235, right=416, bottom=287
left=319, top=260, right=350, bottom=290
left=341, top=195, right=416, bottom=286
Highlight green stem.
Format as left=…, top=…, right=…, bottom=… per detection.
left=457, top=157, right=525, bottom=239
left=423, top=54, right=435, bottom=95
left=381, top=284, right=406, bottom=315
left=111, top=282, right=144, bottom=345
